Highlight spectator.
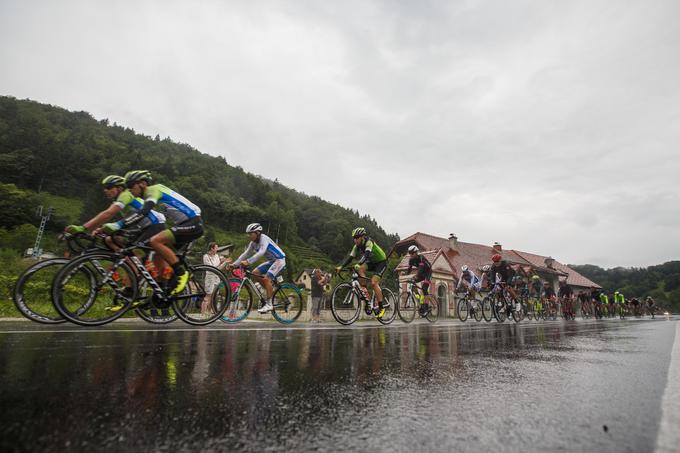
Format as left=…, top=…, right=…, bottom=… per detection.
left=201, top=242, right=228, bottom=315
left=310, top=268, right=329, bottom=323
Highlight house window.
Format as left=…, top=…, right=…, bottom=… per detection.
left=437, top=284, right=447, bottom=309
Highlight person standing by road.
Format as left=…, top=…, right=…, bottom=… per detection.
left=201, top=242, right=228, bottom=315
left=310, top=269, right=329, bottom=323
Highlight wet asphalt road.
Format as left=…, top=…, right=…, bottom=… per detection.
left=0, top=318, right=677, bottom=453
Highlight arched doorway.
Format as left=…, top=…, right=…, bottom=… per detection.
left=437, top=283, right=448, bottom=317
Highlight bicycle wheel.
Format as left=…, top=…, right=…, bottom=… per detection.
left=481, top=296, right=494, bottom=322
left=457, top=298, right=469, bottom=322
left=173, top=265, right=230, bottom=325
left=52, top=253, right=138, bottom=326
left=425, top=295, right=439, bottom=323
left=511, top=302, right=522, bottom=323
left=272, top=283, right=303, bottom=324
left=377, top=288, right=397, bottom=325
left=397, top=291, right=417, bottom=324
left=13, top=258, right=70, bottom=324
left=493, top=298, right=507, bottom=323
left=330, top=283, right=361, bottom=325
left=221, top=278, right=253, bottom=323
left=134, top=281, right=178, bottom=324
left=472, top=300, right=483, bottom=322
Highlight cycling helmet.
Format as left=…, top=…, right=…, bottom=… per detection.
left=352, top=227, right=366, bottom=238
left=482, top=265, right=490, bottom=272
left=101, top=175, right=125, bottom=188
left=531, top=275, right=541, bottom=280
left=407, top=245, right=419, bottom=254
left=491, top=254, right=502, bottom=262
left=461, top=265, right=469, bottom=272
left=245, top=223, right=263, bottom=233
left=124, top=170, right=153, bottom=188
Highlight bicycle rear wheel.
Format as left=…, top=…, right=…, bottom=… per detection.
left=377, top=288, right=397, bottom=325
left=13, top=258, right=70, bottom=324
left=472, top=300, right=483, bottom=322
left=173, top=265, right=230, bottom=325
left=134, top=282, right=178, bottom=324
left=457, top=298, right=469, bottom=322
left=52, top=253, right=137, bottom=326
left=397, top=291, right=417, bottom=323
left=481, top=296, right=494, bottom=322
left=330, top=283, right=361, bottom=325
left=221, top=279, right=253, bottom=323
left=272, top=283, right=303, bottom=324
left=425, top=295, right=439, bottom=323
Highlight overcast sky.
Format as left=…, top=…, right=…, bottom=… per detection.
left=1, top=0, right=679, bottom=267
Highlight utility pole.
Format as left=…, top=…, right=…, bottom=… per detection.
left=275, top=223, right=281, bottom=243
left=32, top=206, right=53, bottom=259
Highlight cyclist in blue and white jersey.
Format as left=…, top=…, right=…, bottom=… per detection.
left=229, top=223, right=286, bottom=314
left=457, top=265, right=481, bottom=298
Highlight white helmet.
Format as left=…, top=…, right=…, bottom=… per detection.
left=408, top=245, right=419, bottom=254
left=461, top=265, right=469, bottom=272
left=482, top=265, right=490, bottom=272
left=245, top=223, right=263, bottom=233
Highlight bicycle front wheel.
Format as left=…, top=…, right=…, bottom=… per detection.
left=472, top=299, right=483, bottom=322
left=425, top=295, right=439, bottom=323
left=481, top=296, right=494, bottom=322
left=173, top=265, right=230, bottom=325
left=457, top=298, right=469, bottom=322
left=330, top=283, right=361, bottom=325
left=494, top=299, right=507, bottom=323
left=377, top=288, right=397, bottom=325
left=272, top=283, right=303, bottom=324
left=397, top=291, right=417, bottom=323
left=13, top=258, right=70, bottom=324
left=52, top=253, right=137, bottom=326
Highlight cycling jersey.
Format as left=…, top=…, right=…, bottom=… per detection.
left=143, top=184, right=201, bottom=224
left=492, top=262, right=514, bottom=283
left=407, top=255, right=432, bottom=278
left=235, top=233, right=286, bottom=266
left=457, top=270, right=480, bottom=290
left=347, top=238, right=386, bottom=265
left=614, top=293, right=625, bottom=304
left=544, top=286, right=556, bottom=298
left=600, top=293, right=609, bottom=305
left=113, top=190, right=165, bottom=226
left=558, top=285, right=573, bottom=298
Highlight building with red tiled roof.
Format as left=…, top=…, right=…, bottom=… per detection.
left=394, top=232, right=601, bottom=317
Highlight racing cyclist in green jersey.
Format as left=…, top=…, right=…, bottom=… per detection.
left=102, top=170, right=204, bottom=296
left=65, top=175, right=166, bottom=246
left=335, top=227, right=388, bottom=317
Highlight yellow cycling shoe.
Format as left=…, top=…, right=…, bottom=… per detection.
left=376, top=308, right=386, bottom=318
left=170, top=270, right=189, bottom=295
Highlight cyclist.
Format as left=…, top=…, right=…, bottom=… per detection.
left=558, top=280, right=574, bottom=319
left=645, top=296, right=656, bottom=318
left=405, top=245, right=432, bottom=315
left=228, top=223, right=286, bottom=314
left=543, top=281, right=557, bottom=317
left=65, top=175, right=166, bottom=245
left=614, top=290, right=626, bottom=316
left=336, top=227, right=388, bottom=317
left=630, top=297, right=641, bottom=316
left=530, top=274, right=542, bottom=298
left=102, top=170, right=203, bottom=295
left=479, top=264, right=492, bottom=289
left=456, top=265, right=481, bottom=299
left=490, top=254, right=519, bottom=310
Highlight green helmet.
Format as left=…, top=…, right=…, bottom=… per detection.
left=352, top=227, right=366, bottom=238
left=124, top=170, right=152, bottom=188
left=101, top=175, right=125, bottom=188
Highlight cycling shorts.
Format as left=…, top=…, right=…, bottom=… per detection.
left=131, top=223, right=165, bottom=246
left=169, top=217, right=204, bottom=247
left=366, top=260, right=387, bottom=277
left=256, top=258, right=286, bottom=279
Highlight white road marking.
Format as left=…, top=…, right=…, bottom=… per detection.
left=655, top=321, right=680, bottom=453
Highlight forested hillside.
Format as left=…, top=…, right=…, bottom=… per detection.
left=570, top=262, right=680, bottom=312
left=0, top=96, right=399, bottom=272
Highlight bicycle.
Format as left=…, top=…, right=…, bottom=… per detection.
left=560, top=296, right=576, bottom=320
left=489, top=281, right=521, bottom=323
left=221, top=267, right=303, bottom=324
left=51, top=240, right=229, bottom=326
left=13, top=232, right=176, bottom=325
left=330, top=268, right=397, bottom=325
left=455, top=289, right=482, bottom=322
left=580, top=299, right=593, bottom=319
left=397, top=280, right=439, bottom=323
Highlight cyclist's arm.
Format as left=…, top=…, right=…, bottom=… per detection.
left=234, top=242, right=255, bottom=266
left=117, top=187, right=162, bottom=228
left=83, top=203, right=123, bottom=231
left=357, top=240, right=375, bottom=265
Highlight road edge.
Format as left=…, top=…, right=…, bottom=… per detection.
left=655, top=321, right=680, bottom=453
